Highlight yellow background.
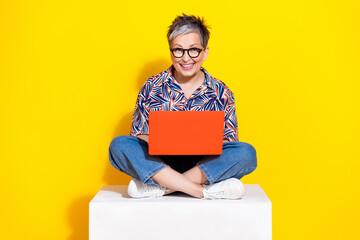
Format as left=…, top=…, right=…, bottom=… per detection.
left=1, top=0, right=359, bottom=239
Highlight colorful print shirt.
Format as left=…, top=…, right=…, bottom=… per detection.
left=130, top=66, right=238, bottom=142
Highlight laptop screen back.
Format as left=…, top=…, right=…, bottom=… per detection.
left=148, top=111, right=224, bottom=155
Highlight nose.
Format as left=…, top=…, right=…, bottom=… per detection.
left=182, top=50, right=191, bottom=61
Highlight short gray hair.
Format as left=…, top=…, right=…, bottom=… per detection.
left=167, top=13, right=210, bottom=49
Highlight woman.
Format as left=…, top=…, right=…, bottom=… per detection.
left=109, top=14, right=257, bottom=199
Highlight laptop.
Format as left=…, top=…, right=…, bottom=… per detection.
left=148, top=111, right=225, bottom=155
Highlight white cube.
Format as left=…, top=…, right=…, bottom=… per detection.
left=89, top=184, right=272, bottom=240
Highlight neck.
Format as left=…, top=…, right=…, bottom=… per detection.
left=173, top=68, right=204, bottom=86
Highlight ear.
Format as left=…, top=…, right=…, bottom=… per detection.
left=202, top=46, right=209, bottom=61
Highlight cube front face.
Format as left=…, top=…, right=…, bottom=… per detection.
left=89, top=185, right=272, bottom=240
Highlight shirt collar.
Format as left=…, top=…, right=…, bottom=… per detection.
left=165, top=65, right=216, bottom=90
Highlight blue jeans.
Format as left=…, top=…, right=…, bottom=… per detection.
left=109, top=136, right=257, bottom=185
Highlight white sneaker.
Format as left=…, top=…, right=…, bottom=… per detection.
left=202, top=178, right=245, bottom=200
left=127, top=178, right=166, bottom=198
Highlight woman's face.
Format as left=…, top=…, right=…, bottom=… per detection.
left=170, top=32, right=209, bottom=81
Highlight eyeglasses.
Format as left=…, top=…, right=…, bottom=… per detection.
left=170, top=48, right=204, bottom=58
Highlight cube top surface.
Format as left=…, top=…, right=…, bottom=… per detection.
left=90, top=184, right=271, bottom=205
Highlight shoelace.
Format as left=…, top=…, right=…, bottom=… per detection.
left=141, top=184, right=163, bottom=193
left=209, top=190, right=227, bottom=199
left=203, top=188, right=228, bottom=199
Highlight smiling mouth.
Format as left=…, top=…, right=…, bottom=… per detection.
left=180, top=63, right=194, bottom=70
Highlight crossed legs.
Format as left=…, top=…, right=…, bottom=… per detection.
left=109, top=135, right=257, bottom=199
left=152, top=165, right=207, bottom=198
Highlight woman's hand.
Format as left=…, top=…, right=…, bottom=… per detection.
left=136, top=134, right=149, bottom=143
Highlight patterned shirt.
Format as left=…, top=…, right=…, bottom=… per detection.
left=130, top=66, right=238, bottom=142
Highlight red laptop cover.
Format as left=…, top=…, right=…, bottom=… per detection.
left=148, top=111, right=224, bottom=155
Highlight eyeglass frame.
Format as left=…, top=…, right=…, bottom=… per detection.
left=170, top=47, right=205, bottom=58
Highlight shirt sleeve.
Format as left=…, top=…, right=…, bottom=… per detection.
left=223, top=89, right=239, bottom=142
left=130, top=81, right=151, bottom=136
